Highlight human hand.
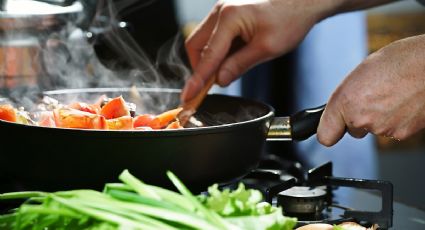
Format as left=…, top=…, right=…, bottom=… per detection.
left=181, top=0, right=340, bottom=102
left=317, top=34, right=425, bottom=146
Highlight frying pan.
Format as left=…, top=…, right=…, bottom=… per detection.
left=0, top=88, right=324, bottom=192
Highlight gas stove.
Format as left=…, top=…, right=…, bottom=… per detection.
left=223, top=154, right=394, bottom=229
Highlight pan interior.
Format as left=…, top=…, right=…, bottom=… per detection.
left=36, top=87, right=273, bottom=128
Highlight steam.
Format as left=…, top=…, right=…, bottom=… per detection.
left=0, top=0, right=191, bottom=114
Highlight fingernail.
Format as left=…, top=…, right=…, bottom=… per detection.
left=218, top=69, right=232, bottom=86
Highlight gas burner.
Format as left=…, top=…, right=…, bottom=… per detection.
left=278, top=186, right=327, bottom=215
left=237, top=158, right=394, bottom=229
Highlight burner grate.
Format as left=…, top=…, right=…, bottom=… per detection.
left=235, top=157, right=393, bottom=229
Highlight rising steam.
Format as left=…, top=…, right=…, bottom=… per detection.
left=1, top=0, right=191, bottom=114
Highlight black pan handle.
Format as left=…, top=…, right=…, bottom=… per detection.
left=290, top=104, right=326, bottom=141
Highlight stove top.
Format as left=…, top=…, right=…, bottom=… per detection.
left=224, top=154, right=394, bottom=229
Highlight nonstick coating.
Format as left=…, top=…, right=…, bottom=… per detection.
left=0, top=88, right=274, bottom=192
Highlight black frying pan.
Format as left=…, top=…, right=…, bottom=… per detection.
left=0, top=88, right=324, bottom=192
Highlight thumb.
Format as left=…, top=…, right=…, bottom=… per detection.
left=317, top=104, right=346, bottom=147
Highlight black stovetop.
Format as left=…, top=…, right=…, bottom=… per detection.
left=225, top=154, right=425, bottom=229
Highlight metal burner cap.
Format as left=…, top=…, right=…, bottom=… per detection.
left=279, top=186, right=326, bottom=198
left=278, top=186, right=327, bottom=215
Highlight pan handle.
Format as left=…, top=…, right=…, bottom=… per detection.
left=291, top=104, right=326, bottom=141
left=267, top=104, right=326, bottom=141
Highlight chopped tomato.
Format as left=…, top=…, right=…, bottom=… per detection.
left=100, top=96, right=130, bottom=119
left=133, top=114, right=155, bottom=128
left=53, top=108, right=106, bottom=129
left=0, top=104, right=17, bottom=122
left=38, top=111, right=56, bottom=127
left=106, top=116, right=133, bottom=130
left=94, top=94, right=108, bottom=108
left=166, top=120, right=183, bottom=129
left=149, top=107, right=183, bottom=129
left=69, top=102, right=100, bottom=114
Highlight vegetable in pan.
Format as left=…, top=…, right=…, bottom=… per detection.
left=0, top=95, right=184, bottom=130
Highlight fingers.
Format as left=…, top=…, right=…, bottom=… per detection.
left=216, top=41, right=271, bottom=86
left=317, top=104, right=347, bottom=147
left=185, top=4, right=221, bottom=69
left=182, top=11, right=239, bottom=102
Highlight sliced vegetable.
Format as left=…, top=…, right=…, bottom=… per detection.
left=100, top=96, right=130, bottom=119
left=69, top=102, right=100, bottom=114
left=0, top=104, right=17, bottom=122
left=149, top=107, right=183, bottom=129
left=53, top=108, right=106, bottom=129
left=38, top=111, right=56, bottom=127
left=106, top=116, right=133, bottom=130
left=133, top=114, right=155, bottom=128
left=166, top=120, right=183, bottom=129
left=0, top=170, right=299, bottom=230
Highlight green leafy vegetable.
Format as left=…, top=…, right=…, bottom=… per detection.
left=0, top=170, right=297, bottom=230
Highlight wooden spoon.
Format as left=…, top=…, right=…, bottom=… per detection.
left=178, top=76, right=216, bottom=127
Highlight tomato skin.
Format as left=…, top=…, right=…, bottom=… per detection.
left=69, top=102, right=100, bottom=114
left=149, top=107, right=183, bottom=129
left=53, top=108, right=106, bottom=129
left=0, top=104, right=17, bottom=122
left=38, top=111, right=56, bottom=127
left=165, top=120, right=183, bottom=129
left=106, top=116, right=133, bottom=130
left=100, top=96, right=130, bottom=119
left=133, top=114, right=155, bottom=128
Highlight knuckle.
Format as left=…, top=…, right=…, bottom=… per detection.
left=220, top=4, right=239, bottom=19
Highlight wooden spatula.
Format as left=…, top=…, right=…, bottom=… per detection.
left=178, top=76, right=216, bottom=127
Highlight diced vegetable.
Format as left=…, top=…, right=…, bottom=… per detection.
left=1, top=95, right=192, bottom=131
left=100, top=96, right=130, bottom=119
left=53, top=108, right=106, bottom=129
left=106, top=116, right=133, bottom=130
left=166, top=120, right=183, bottom=129
left=133, top=114, right=155, bottom=128
left=69, top=102, right=100, bottom=114
left=149, top=107, right=183, bottom=129
left=38, top=111, right=56, bottom=127
left=0, top=104, right=17, bottom=122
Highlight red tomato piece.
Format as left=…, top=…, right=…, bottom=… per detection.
left=100, top=96, right=130, bottom=119
left=69, top=102, right=100, bottom=114
left=0, top=104, right=17, bottom=122
left=38, top=111, right=56, bottom=127
left=166, top=120, right=183, bottom=129
left=149, top=107, right=183, bottom=129
left=106, top=116, right=133, bottom=130
left=53, top=108, right=106, bottom=130
left=133, top=114, right=155, bottom=128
